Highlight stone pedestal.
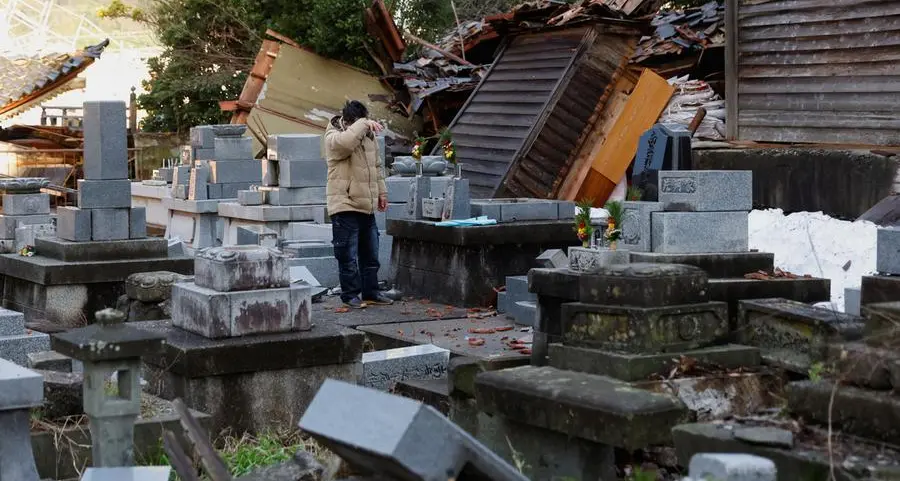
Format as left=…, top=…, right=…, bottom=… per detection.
left=138, top=319, right=364, bottom=435
left=0, top=178, right=54, bottom=253
left=0, top=102, right=193, bottom=326
left=131, top=181, right=172, bottom=229
left=389, top=219, right=580, bottom=306
left=0, top=306, right=49, bottom=366
left=51, top=308, right=165, bottom=467
left=0, top=358, right=43, bottom=481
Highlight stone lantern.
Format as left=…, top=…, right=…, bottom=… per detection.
left=51, top=308, right=165, bottom=467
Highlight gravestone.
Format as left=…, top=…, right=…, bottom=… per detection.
left=535, top=249, right=568, bottom=269
left=299, top=378, right=528, bottom=481
left=876, top=227, right=900, bottom=275
left=361, top=344, right=450, bottom=391
left=632, top=124, right=693, bottom=201
left=567, top=246, right=630, bottom=273
left=658, top=170, right=752, bottom=212
left=0, top=177, right=54, bottom=252
left=0, top=358, right=43, bottom=481
left=51, top=308, right=166, bottom=467
left=0, top=306, right=50, bottom=366
left=172, top=246, right=311, bottom=338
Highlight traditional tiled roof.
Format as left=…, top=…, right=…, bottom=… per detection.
left=0, top=39, right=109, bottom=119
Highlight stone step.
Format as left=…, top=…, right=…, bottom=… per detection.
left=548, top=343, right=761, bottom=382
left=787, top=380, right=900, bottom=445
left=512, top=300, right=536, bottom=327
left=504, top=276, right=534, bottom=303
left=0, top=331, right=51, bottom=367
left=629, top=252, right=775, bottom=279
left=0, top=307, right=25, bottom=337
left=738, top=298, right=864, bottom=373
left=826, top=342, right=900, bottom=390
left=392, top=377, right=451, bottom=415
left=475, top=365, right=689, bottom=450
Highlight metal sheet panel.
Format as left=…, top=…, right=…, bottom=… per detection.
left=728, top=0, right=900, bottom=145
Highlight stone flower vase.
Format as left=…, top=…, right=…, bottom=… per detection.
left=609, top=241, right=618, bottom=251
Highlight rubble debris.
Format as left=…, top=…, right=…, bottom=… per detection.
left=632, top=1, right=725, bottom=65
left=744, top=268, right=814, bottom=280
left=660, top=75, right=726, bottom=141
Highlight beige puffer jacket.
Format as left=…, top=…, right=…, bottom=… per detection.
left=324, top=116, right=387, bottom=216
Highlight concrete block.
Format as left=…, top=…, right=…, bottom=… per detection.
left=82, top=101, right=128, bottom=180
left=687, top=453, right=776, bottom=481
left=220, top=182, right=253, bottom=199
left=218, top=203, right=293, bottom=222
left=267, top=134, right=322, bottom=161
left=375, top=211, right=386, bottom=230
left=238, top=190, right=265, bottom=206
left=77, top=179, right=132, bottom=209
left=289, top=256, right=339, bottom=288
left=265, top=187, right=327, bottom=206
left=3, top=193, right=50, bottom=216
left=0, top=213, right=50, bottom=240
left=206, top=183, right=223, bottom=199
left=194, top=147, right=216, bottom=160
left=283, top=242, right=334, bottom=258
left=513, top=300, right=537, bottom=326
left=441, top=178, right=471, bottom=221
left=877, top=228, right=900, bottom=275
left=171, top=283, right=311, bottom=338
left=278, top=159, right=328, bottom=188
left=299, top=379, right=526, bottom=481
left=0, top=358, right=44, bottom=409
left=208, top=160, right=262, bottom=184
left=651, top=211, right=749, bottom=254
left=288, top=222, right=333, bottom=242
left=56, top=207, right=92, bottom=242
left=658, top=170, right=753, bottom=212
left=172, top=184, right=188, bottom=199
left=290, top=265, right=322, bottom=287
left=261, top=159, right=278, bottom=187
left=213, top=136, right=253, bottom=161
left=155, top=167, right=174, bottom=183
left=557, top=201, right=575, bottom=220
left=361, top=344, right=450, bottom=391
left=535, top=249, right=568, bottom=269
left=130, top=207, right=147, bottom=239
left=188, top=166, right=209, bottom=200
left=386, top=203, right=405, bottom=220
left=91, top=208, right=130, bottom=241
left=621, top=201, right=665, bottom=252
left=470, top=201, right=501, bottom=221
left=0, top=332, right=51, bottom=373
left=313, top=205, right=330, bottom=224
left=845, top=287, right=861, bottom=316
left=27, top=351, right=72, bottom=373
left=497, top=291, right=508, bottom=313
left=404, top=176, right=431, bottom=220
left=472, top=199, right=559, bottom=222
left=172, top=166, right=191, bottom=191
left=194, top=245, right=289, bottom=292
left=0, top=307, right=24, bottom=337
left=385, top=177, right=411, bottom=203
left=236, top=225, right=278, bottom=248
left=190, top=125, right=215, bottom=149
left=15, top=222, right=55, bottom=251
left=81, top=467, right=172, bottom=481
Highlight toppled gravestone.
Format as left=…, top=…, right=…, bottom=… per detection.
left=116, top=271, right=193, bottom=321
left=298, top=379, right=528, bottom=481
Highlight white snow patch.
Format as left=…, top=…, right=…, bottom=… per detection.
left=748, top=209, right=877, bottom=313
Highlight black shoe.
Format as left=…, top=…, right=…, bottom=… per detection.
left=343, top=297, right=367, bottom=309
left=363, top=293, right=394, bottom=306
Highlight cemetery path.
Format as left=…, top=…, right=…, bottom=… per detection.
left=313, top=296, right=471, bottom=328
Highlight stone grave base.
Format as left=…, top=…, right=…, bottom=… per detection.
left=861, top=275, right=900, bottom=306
left=389, top=219, right=579, bottom=306
left=136, top=320, right=365, bottom=435
left=708, top=277, right=831, bottom=330
left=31, top=394, right=210, bottom=480
left=672, top=422, right=899, bottom=481
left=131, top=181, right=171, bottom=228
left=163, top=198, right=224, bottom=249
left=475, top=412, right=616, bottom=481
left=628, top=251, right=775, bottom=278
left=0, top=254, right=193, bottom=325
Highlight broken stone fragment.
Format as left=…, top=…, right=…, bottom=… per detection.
left=125, top=271, right=192, bottom=303
left=733, top=426, right=794, bottom=449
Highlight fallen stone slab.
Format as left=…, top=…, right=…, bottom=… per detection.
left=787, top=380, right=900, bottom=445
left=474, top=365, right=689, bottom=450
left=299, top=379, right=527, bottom=481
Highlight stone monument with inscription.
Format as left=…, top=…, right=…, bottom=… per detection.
left=0, top=177, right=55, bottom=253
left=0, top=101, right=193, bottom=326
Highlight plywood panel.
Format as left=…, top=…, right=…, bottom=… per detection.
left=574, top=70, right=673, bottom=205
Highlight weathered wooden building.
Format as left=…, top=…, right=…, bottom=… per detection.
left=726, top=0, right=900, bottom=145
left=446, top=23, right=641, bottom=198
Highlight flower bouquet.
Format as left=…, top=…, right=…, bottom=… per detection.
left=574, top=199, right=594, bottom=247
left=603, top=200, right=624, bottom=250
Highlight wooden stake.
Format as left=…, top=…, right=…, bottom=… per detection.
left=404, top=32, right=474, bottom=66
left=449, top=0, right=466, bottom=61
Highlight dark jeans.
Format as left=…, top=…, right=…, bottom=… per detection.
left=331, top=211, right=380, bottom=302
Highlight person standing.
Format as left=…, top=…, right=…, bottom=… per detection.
left=324, top=100, right=394, bottom=309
